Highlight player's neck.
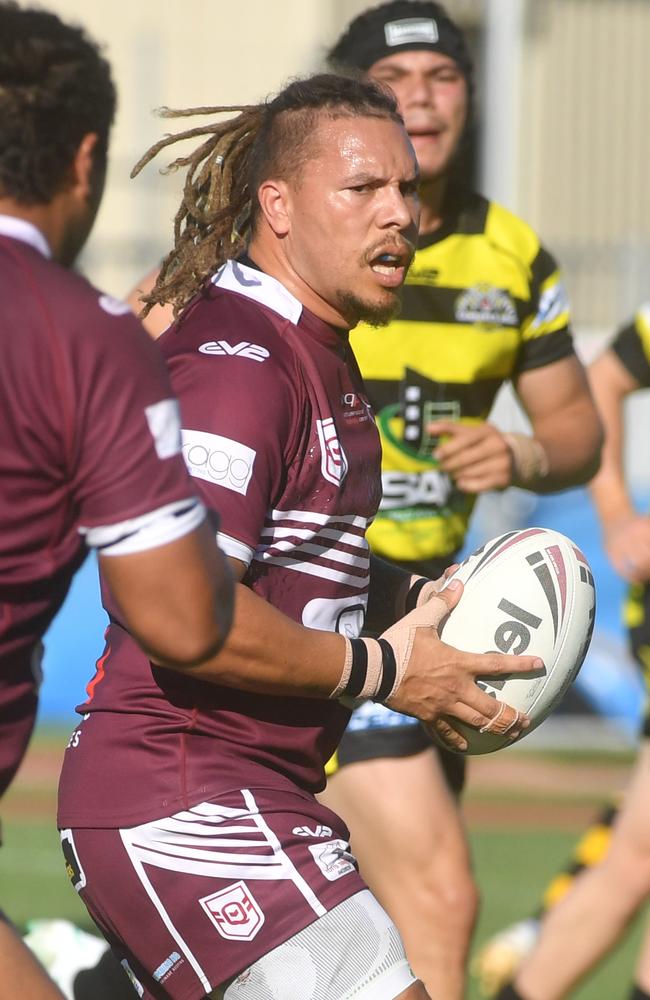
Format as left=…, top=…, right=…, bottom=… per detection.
left=0, top=197, right=68, bottom=263
left=247, top=235, right=349, bottom=331
left=417, top=174, right=449, bottom=237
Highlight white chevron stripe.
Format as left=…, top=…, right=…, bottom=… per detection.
left=254, top=554, right=368, bottom=588
left=260, top=526, right=369, bottom=549
left=257, top=541, right=369, bottom=569
left=268, top=508, right=368, bottom=529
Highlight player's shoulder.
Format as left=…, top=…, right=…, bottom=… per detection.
left=162, top=262, right=303, bottom=378
left=0, top=239, right=144, bottom=349
left=481, top=197, right=548, bottom=267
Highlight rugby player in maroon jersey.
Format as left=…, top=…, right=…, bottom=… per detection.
left=58, top=74, right=542, bottom=999
left=0, top=6, right=234, bottom=998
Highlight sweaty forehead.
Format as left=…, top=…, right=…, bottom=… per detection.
left=307, top=114, right=416, bottom=179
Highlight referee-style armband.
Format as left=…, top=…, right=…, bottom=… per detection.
left=503, top=432, right=550, bottom=488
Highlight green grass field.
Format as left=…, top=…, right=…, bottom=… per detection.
left=2, top=728, right=646, bottom=999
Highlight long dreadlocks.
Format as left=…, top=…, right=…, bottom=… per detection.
left=131, top=73, right=402, bottom=318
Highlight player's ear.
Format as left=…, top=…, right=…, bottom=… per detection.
left=256, top=178, right=292, bottom=237
left=70, top=132, right=100, bottom=201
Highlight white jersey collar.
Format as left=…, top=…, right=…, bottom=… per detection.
left=211, top=258, right=303, bottom=325
left=0, top=215, right=51, bottom=259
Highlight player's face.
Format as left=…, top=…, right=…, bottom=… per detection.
left=285, top=116, right=419, bottom=328
left=368, top=51, right=468, bottom=182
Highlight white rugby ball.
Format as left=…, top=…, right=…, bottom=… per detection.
left=439, top=527, right=596, bottom=754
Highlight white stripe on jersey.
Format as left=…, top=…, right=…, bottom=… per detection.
left=255, top=555, right=369, bottom=589
left=80, top=498, right=206, bottom=556
left=268, top=508, right=369, bottom=529
left=257, top=540, right=369, bottom=570
left=253, top=508, right=370, bottom=588
left=120, top=791, right=326, bottom=913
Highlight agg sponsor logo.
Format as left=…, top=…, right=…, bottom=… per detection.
left=200, top=880, right=265, bottom=941
left=316, top=417, right=348, bottom=486
left=182, top=429, right=255, bottom=495
left=198, top=340, right=269, bottom=362
left=309, top=839, right=357, bottom=881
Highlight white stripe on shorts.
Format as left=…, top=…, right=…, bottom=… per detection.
left=119, top=790, right=333, bottom=993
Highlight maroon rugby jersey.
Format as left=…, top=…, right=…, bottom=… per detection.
left=58, top=259, right=382, bottom=828
left=0, top=218, right=198, bottom=796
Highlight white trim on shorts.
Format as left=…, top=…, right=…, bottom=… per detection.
left=117, top=791, right=333, bottom=995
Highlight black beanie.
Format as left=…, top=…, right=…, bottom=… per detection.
left=328, top=0, right=473, bottom=83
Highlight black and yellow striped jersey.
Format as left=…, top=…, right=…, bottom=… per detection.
left=350, top=191, right=575, bottom=564
left=612, top=303, right=650, bottom=388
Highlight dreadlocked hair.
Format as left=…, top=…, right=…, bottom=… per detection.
left=131, top=72, right=402, bottom=318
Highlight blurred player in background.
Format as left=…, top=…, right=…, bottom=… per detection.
left=312, top=3, right=602, bottom=997
left=56, top=72, right=544, bottom=1000
left=488, top=306, right=650, bottom=1000
left=0, top=4, right=234, bottom=998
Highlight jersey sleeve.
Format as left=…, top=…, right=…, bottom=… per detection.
left=166, top=345, right=301, bottom=566
left=611, top=304, right=650, bottom=388
left=516, top=245, right=575, bottom=372
left=69, top=296, right=199, bottom=534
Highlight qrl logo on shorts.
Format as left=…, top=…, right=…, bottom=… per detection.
left=199, top=880, right=265, bottom=941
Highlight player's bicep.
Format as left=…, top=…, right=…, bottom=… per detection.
left=514, top=353, right=593, bottom=425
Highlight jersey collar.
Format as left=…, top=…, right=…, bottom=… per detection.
left=0, top=215, right=52, bottom=258
left=211, top=258, right=303, bottom=325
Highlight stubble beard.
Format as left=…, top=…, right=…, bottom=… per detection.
left=335, top=288, right=402, bottom=329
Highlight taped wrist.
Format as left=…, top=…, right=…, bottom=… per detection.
left=504, top=432, right=549, bottom=487
left=331, top=595, right=446, bottom=705
left=394, top=574, right=439, bottom=619
left=330, top=637, right=397, bottom=702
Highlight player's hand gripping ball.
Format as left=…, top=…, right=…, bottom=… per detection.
left=440, top=527, right=596, bottom=754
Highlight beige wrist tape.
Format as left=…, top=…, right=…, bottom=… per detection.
left=504, top=432, right=550, bottom=486
left=330, top=638, right=384, bottom=701
left=394, top=574, right=439, bottom=620
left=331, top=597, right=446, bottom=704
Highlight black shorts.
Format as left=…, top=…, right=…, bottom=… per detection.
left=335, top=718, right=467, bottom=796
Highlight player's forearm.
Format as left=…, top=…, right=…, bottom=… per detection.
left=517, top=398, right=602, bottom=493
left=158, top=581, right=348, bottom=698
left=587, top=358, right=633, bottom=525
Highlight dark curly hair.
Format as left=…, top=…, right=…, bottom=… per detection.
left=0, top=2, right=116, bottom=204
left=131, top=73, right=403, bottom=318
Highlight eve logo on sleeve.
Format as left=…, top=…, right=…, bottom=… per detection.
left=199, top=341, right=269, bottom=362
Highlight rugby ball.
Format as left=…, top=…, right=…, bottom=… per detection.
left=439, top=527, right=596, bottom=755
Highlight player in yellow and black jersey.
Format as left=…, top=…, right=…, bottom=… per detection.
left=486, top=307, right=650, bottom=1000
left=322, top=4, right=603, bottom=999
left=352, top=193, right=574, bottom=567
